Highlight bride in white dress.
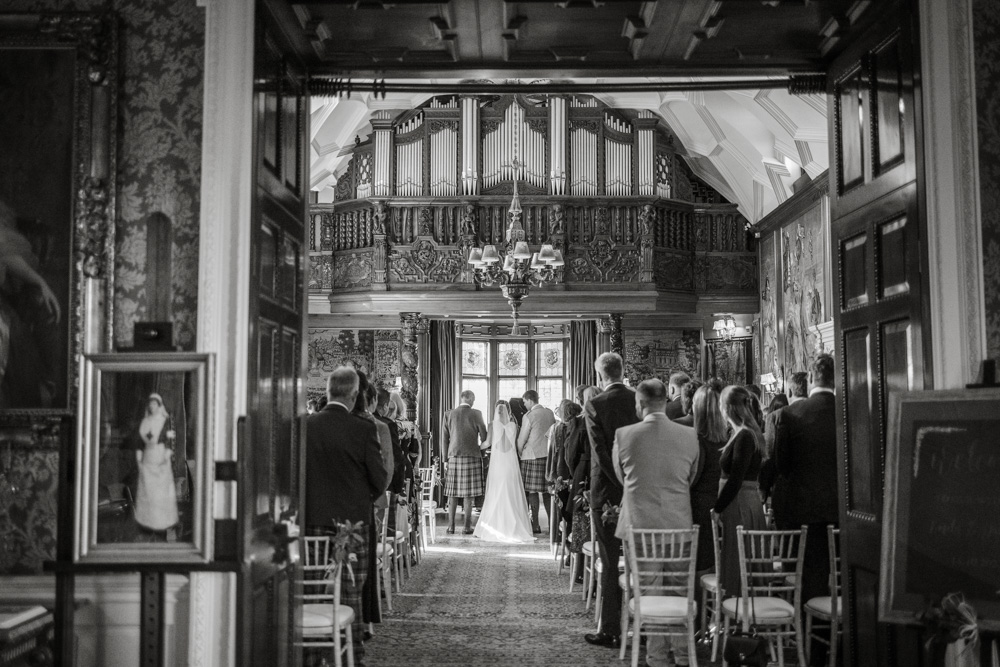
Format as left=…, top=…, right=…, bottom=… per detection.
left=474, top=400, right=535, bottom=543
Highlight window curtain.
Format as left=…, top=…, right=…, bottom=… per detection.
left=705, top=338, right=754, bottom=387
left=570, top=320, right=598, bottom=394
left=429, top=320, right=456, bottom=465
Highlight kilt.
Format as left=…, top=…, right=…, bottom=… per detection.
left=444, top=455, right=484, bottom=498
left=520, top=456, right=548, bottom=493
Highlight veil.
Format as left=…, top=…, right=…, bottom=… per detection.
left=488, top=402, right=516, bottom=453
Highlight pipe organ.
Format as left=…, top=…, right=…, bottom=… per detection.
left=335, top=94, right=688, bottom=203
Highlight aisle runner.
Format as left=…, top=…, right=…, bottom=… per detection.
left=365, top=521, right=619, bottom=667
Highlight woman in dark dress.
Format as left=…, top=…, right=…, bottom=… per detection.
left=352, top=372, right=382, bottom=629
left=689, top=384, right=729, bottom=573
left=565, top=386, right=598, bottom=580
left=713, top=384, right=767, bottom=599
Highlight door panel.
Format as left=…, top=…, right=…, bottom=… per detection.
left=828, top=1, right=929, bottom=664
left=242, top=1, right=308, bottom=664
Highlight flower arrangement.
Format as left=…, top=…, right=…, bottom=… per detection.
left=325, top=520, right=365, bottom=582
left=573, top=489, right=591, bottom=513
left=920, top=593, right=982, bottom=667
left=549, top=476, right=570, bottom=504
left=601, top=502, right=620, bottom=526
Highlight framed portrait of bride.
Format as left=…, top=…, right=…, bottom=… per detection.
left=74, top=353, right=214, bottom=563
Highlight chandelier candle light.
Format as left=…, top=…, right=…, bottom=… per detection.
left=468, top=159, right=563, bottom=334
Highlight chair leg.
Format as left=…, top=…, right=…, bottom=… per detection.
left=805, top=612, right=813, bottom=665
left=699, top=586, right=708, bottom=641
left=619, top=601, right=628, bottom=661
left=568, top=554, right=577, bottom=592
left=721, top=615, right=730, bottom=667
left=344, top=623, right=354, bottom=667
left=334, top=619, right=343, bottom=667
left=594, top=575, right=603, bottom=624
left=776, top=635, right=785, bottom=667
left=689, top=619, right=699, bottom=667
left=795, top=615, right=807, bottom=667
left=630, top=620, right=640, bottom=667
left=381, top=555, right=393, bottom=611
left=584, top=564, right=593, bottom=608
left=830, top=616, right=839, bottom=667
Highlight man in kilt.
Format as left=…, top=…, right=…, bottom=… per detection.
left=517, top=390, right=556, bottom=534
left=442, top=390, right=488, bottom=534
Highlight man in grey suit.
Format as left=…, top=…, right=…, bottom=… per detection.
left=517, top=389, right=556, bottom=533
left=614, top=378, right=700, bottom=667
left=442, top=389, right=488, bottom=534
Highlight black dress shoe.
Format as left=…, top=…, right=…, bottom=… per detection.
left=446, top=527, right=456, bottom=534
left=463, top=527, right=474, bottom=534
left=574, top=575, right=584, bottom=585
left=584, top=632, right=621, bottom=648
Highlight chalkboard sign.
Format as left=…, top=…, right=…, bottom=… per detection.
left=880, top=388, right=1000, bottom=629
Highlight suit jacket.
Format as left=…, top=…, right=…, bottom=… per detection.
left=585, top=383, right=639, bottom=511
left=665, top=397, right=686, bottom=420
left=772, top=391, right=838, bottom=525
left=613, top=413, right=700, bottom=540
left=375, top=414, right=405, bottom=494
left=442, top=404, right=488, bottom=459
left=518, top=404, right=556, bottom=460
left=305, top=404, right=389, bottom=528
left=759, top=406, right=783, bottom=502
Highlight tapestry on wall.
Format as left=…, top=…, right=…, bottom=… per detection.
left=759, top=234, right=780, bottom=382
left=307, top=329, right=400, bottom=400
left=781, top=201, right=827, bottom=375
left=624, top=329, right=701, bottom=386
left=706, top=338, right=753, bottom=387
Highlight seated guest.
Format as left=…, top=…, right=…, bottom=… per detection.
left=613, top=378, right=699, bottom=667
left=665, top=371, right=691, bottom=420
left=672, top=379, right=701, bottom=427
left=689, top=383, right=729, bottom=575
left=305, top=366, right=388, bottom=663
left=713, top=385, right=767, bottom=600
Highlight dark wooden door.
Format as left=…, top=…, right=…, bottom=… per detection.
left=828, top=2, right=930, bottom=665
left=240, top=2, right=309, bottom=665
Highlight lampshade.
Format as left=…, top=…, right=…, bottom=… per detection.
left=530, top=252, right=544, bottom=270
left=538, top=244, right=556, bottom=263
left=502, top=255, right=515, bottom=272
left=760, top=373, right=776, bottom=385
left=468, top=248, right=484, bottom=266
left=712, top=320, right=724, bottom=331
left=481, top=245, right=500, bottom=263
left=725, top=317, right=737, bottom=330
left=550, top=249, right=565, bottom=267
left=512, top=241, right=531, bottom=259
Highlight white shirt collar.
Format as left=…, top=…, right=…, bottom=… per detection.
left=458, top=402, right=472, bottom=408
left=604, top=381, right=625, bottom=389
left=642, top=412, right=667, bottom=422
left=328, top=399, right=353, bottom=411
left=809, top=387, right=835, bottom=397
left=788, top=395, right=805, bottom=404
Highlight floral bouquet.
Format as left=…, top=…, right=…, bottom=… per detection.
left=601, top=502, right=620, bottom=526
left=573, top=489, right=591, bottom=514
left=549, top=476, right=570, bottom=505
left=326, top=520, right=365, bottom=584
left=920, top=593, right=981, bottom=667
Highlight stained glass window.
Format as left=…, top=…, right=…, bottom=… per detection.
left=536, top=341, right=563, bottom=376
left=462, top=341, right=488, bottom=375
left=498, top=342, right=527, bottom=376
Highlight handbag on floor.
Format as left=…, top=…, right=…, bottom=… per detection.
left=722, top=595, right=769, bottom=667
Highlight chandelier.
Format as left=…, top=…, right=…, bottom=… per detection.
left=468, top=160, right=563, bottom=335
left=712, top=314, right=738, bottom=340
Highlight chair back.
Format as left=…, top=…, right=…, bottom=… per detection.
left=301, top=535, right=342, bottom=614
left=828, top=525, right=841, bottom=610
left=418, top=467, right=436, bottom=504
left=625, top=528, right=700, bottom=604
left=380, top=491, right=392, bottom=543
left=735, top=526, right=806, bottom=624
left=709, top=509, right=722, bottom=574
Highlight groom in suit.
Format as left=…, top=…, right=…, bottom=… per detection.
left=614, top=378, right=700, bottom=667
left=517, top=390, right=556, bottom=533
left=583, top=352, right=639, bottom=649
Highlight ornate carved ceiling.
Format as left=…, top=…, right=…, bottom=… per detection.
left=310, top=83, right=828, bottom=222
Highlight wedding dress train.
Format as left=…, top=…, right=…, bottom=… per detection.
left=474, top=403, right=535, bottom=543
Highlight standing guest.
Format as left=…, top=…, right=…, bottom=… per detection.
left=353, top=373, right=392, bottom=630
left=517, top=389, right=557, bottom=534
left=772, top=355, right=838, bottom=666
left=305, top=367, right=388, bottom=664
left=566, top=386, right=599, bottom=582
left=713, top=385, right=767, bottom=600
left=689, top=384, right=729, bottom=575
left=672, top=379, right=701, bottom=427
left=375, top=388, right=405, bottom=497
left=665, top=372, right=691, bottom=420
left=746, top=383, right=765, bottom=428
left=507, top=396, right=527, bottom=428
left=613, top=378, right=700, bottom=667
left=583, top=353, right=639, bottom=649
left=546, top=399, right=581, bottom=543
left=759, top=392, right=789, bottom=505
left=441, top=389, right=488, bottom=534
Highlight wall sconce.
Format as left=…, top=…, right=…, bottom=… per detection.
left=712, top=315, right=738, bottom=340
left=760, top=372, right=780, bottom=393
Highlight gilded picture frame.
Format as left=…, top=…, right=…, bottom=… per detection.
left=0, top=12, right=117, bottom=419
left=75, top=353, right=214, bottom=563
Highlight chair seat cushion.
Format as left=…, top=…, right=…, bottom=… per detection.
left=582, top=541, right=594, bottom=556
left=422, top=501, right=437, bottom=511
left=805, top=596, right=841, bottom=618
left=299, top=603, right=354, bottom=636
left=722, top=596, right=795, bottom=621
left=629, top=595, right=691, bottom=622
left=700, top=572, right=718, bottom=591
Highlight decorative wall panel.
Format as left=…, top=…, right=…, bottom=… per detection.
left=781, top=200, right=827, bottom=373
left=759, top=235, right=780, bottom=382
left=388, top=238, right=468, bottom=284
left=623, top=329, right=701, bottom=386
left=332, top=250, right=373, bottom=289
left=973, top=0, right=1000, bottom=360
left=306, top=329, right=400, bottom=400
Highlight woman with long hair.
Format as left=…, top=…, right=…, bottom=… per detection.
left=713, top=384, right=767, bottom=599
left=474, top=400, right=534, bottom=543
left=689, top=384, right=729, bottom=573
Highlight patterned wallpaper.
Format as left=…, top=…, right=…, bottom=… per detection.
left=307, top=329, right=401, bottom=401
left=623, top=329, right=702, bottom=386
left=1, top=0, right=205, bottom=574
left=974, top=0, right=1000, bottom=360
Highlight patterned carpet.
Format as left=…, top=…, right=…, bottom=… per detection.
left=364, top=511, right=723, bottom=667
